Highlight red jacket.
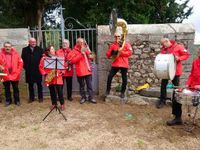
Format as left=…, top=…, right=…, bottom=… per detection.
left=0, top=48, right=23, bottom=81
left=186, top=57, right=200, bottom=87
left=56, top=48, right=73, bottom=77
left=39, top=54, right=65, bottom=86
left=106, top=41, right=132, bottom=68
left=161, top=40, right=189, bottom=75
left=68, top=44, right=92, bottom=77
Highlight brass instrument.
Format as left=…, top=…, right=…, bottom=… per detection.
left=109, top=9, right=128, bottom=61
left=45, top=69, right=56, bottom=83
left=0, top=62, right=7, bottom=77
left=81, top=47, right=91, bottom=71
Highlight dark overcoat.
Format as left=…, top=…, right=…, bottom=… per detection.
left=21, top=45, right=43, bottom=83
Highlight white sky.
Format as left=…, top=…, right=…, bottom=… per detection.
left=181, top=0, right=200, bottom=44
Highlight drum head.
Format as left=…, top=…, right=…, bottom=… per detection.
left=168, top=54, right=176, bottom=80
left=154, top=54, right=176, bottom=80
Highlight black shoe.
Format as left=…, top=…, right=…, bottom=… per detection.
left=15, top=101, right=21, bottom=106
left=120, top=93, right=125, bottom=98
left=156, top=101, right=165, bottom=109
left=80, top=98, right=86, bottom=104
left=5, top=101, right=11, bottom=107
left=68, top=97, right=73, bottom=101
left=166, top=118, right=183, bottom=126
left=90, top=99, right=97, bottom=104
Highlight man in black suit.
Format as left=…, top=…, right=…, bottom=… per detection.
left=21, top=38, right=44, bottom=103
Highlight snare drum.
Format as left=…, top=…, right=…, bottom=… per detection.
left=175, top=88, right=200, bottom=105
left=154, top=54, right=176, bottom=80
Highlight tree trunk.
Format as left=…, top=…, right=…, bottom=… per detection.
left=37, top=1, right=44, bottom=46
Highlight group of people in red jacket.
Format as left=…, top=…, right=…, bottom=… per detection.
left=0, top=33, right=199, bottom=126
left=0, top=37, right=96, bottom=111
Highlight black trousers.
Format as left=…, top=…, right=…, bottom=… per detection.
left=63, top=76, right=73, bottom=99
left=48, top=85, right=64, bottom=105
left=160, top=75, right=182, bottom=117
left=28, top=82, right=43, bottom=100
left=77, top=75, right=93, bottom=100
left=3, top=81, right=20, bottom=103
left=106, top=67, right=128, bottom=94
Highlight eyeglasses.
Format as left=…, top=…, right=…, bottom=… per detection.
left=114, top=36, right=121, bottom=38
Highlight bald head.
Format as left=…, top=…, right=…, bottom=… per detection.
left=160, top=38, right=172, bottom=48
left=29, top=38, right=37, bottom=48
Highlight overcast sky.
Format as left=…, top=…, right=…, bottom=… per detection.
left=182, top=0, right=200, bottom=44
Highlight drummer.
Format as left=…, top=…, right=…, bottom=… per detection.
left=186, top=49, right=200, bottom=89
left=156, top=38, right=189, bottom=126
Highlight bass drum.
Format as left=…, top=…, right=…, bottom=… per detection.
left=154, top=54, right=176, bottom=80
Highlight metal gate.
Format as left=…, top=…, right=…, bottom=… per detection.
left=29, top=18, right=98, bottom=96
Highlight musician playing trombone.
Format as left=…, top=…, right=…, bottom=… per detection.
left=67, top=38, right=96, bottom=104
left=56, top=39, right=74, bottom=101
left=105, top=32, right=132, bottom=98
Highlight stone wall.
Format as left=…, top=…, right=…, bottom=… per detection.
left=97, top=23, right=195, bottom=96
left=0, top=28, right=29, bottom=53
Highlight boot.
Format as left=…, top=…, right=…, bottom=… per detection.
left=166, top=117, right=183, bottom=126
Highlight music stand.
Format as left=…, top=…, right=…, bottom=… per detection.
left=42, top=56, right=67, bottom=121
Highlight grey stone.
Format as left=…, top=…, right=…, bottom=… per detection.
left=134, top=72, right=141, bottom=77
left=138, top=45, right=145, bottom=48
left=128, top=96, right=149, bottom=105
left=143, top=47, right=151, bottom=53
left=134, top=49, right=142, bottom=55
left=141, top=53, right=149, bottom=59
left=146, top=78, right=153, bottom=83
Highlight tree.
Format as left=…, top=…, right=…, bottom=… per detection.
left=0, top=0, right=193, bottom=28
left=61, top=0, right=193, bottom=26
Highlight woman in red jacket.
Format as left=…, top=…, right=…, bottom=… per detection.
left=0, top=41, right=23, bottom=106
left=105, top=32, right=132, bottom=98
left=39, top=45, right=65, bottom=110
left=68, top=38, right=96, bottom=104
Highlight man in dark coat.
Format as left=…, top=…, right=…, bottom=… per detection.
left=21, top=38, right=44, bottom=103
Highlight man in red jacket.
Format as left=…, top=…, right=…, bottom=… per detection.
left=0, top=41, right=23, bottom=106
left=186, top=49, right=200, bottom=88
left=68, top=38, right=96, bottom=104
left=105, top=32, right=132, bottom=98
left=157, top=38, right=189, bottom=126
left=56, top=39, right=74, bottom=101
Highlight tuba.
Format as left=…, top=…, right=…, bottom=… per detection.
left=109, top=9, right=128, bottom=61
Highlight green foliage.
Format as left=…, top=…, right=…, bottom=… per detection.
left=44, top=30, right=61, bottom=49
left=0, top=0, right=193, bottom=28
left=0, top=0, right=60, bottom=28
